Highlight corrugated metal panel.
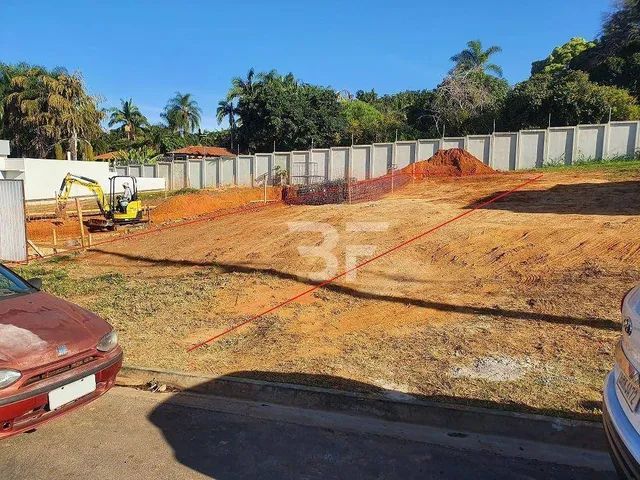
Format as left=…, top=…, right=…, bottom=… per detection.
left=0, top=180, right=27, bottom=262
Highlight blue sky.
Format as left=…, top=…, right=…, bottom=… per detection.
left=1, top=0, right=609, bottom=130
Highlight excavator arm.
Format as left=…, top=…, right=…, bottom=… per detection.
left=56, top=173, right=110, bottom=216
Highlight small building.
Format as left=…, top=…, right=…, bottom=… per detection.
left=168, top=145, right=234, bottom=161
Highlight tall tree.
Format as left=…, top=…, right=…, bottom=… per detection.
left=161, top=92, right=201, bottom=137
left=531, top=37, right=596, bottom=75
left=41, top=71, right=103, bottom=160
left=108, top=98, right=148, bottom=140
left=451, top=40, right=503, bottom=77
left=5, top=67, right=102, bottom=158
left=230, top=70, right=345, bottom=152
left=503, top=70, right=640, bottom=130
left=227, top=67, right=256, bottom=100
left=570, top=0, right=640, bottom=99
left=216, top=99, right=238, bottom=149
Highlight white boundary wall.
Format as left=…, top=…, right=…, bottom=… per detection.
left=121, top=120, right=640, bottom=190
left=1, top=158, right=165, bottom=201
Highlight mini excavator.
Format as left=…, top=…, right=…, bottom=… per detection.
left=56, top=173, right=147, bottom=231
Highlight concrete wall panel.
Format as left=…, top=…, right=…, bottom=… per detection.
left=188, top=160, right=202, bottom=188
left=172, top=161, right=187, bottom=189
left=330, top=148, right=349, bottom=180
left=417, top=140, right=439, bottom=160
left=492, top=134, right=517, bottom=171
left=255, top=154, right=270, bottom=183
left=143, top=165, right=155, bottom=177
left=372, top=143, right=392, bottom=177
left=220, top=158, right=235, bottom=185
left=609, top=121, right=638, bottom=157
left=237, top=156, right=253, bottom=186
left=274, top=153, right=290, bottom=172
left=577, top=125, right=605, bottom=161
left=467, top=136, right=491, bottom=165
left=442, top=137, right=464, bottom=150
left=157, top=163, right=171, bottom=188
left=311, top=149, right=330, bottom=181
left=395, top=142, right=415, bottom=169
left=518, top=131, right=545, bottom=169
left=547, top=128, right=574, bottom=165
left=291, top=151, right=309, bottom=185
left=128, top=165, right=142, bottom=178
left=351, top=146, right=371, bottom=180
left=205, top=159, right=218, bottom=187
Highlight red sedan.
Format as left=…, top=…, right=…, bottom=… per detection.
left=0, top=264, right=122, bottom=439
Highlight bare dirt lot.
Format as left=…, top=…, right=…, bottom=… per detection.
left=18, top=165, right=640, bottom=420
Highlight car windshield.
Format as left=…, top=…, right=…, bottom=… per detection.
left=0, top=266, right=33, bottom=298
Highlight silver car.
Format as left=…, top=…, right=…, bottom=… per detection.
left=603, top=284, right=640, bottom=478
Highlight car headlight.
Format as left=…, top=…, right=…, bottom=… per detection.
left=0, top=369, right=21, bottom=389
left=97, top=330, right=118, bottom=352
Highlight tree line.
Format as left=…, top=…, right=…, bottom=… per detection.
left=1, top=0, right=639, bottom=161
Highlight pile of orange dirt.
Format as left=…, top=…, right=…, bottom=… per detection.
left=27, top=219, right=81, bottom=243
left=150, top=187, right=282, bottom=223
left=400, top=148, right=496, bottom=177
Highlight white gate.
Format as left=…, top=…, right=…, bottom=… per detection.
left=0, top=180, right=27, bottom=262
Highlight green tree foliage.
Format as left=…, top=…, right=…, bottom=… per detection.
left=570, top=1, right=640, bottom=99
left=450, top=40, right=503, bottom=77
left=113, top=146, right=161, bottom=165
left=503, top=70, right=640, bottom=129
left=161, top=92, right=202, bottom=137
left=54, top=142, right=64, bottom=160
left=354, top=89, right=435, bottom=140
left=216, top=99, right=238, bottom=149
left=108, top=99, right=148, bottom=140
left=531, top=37, right=596, bottom=75
left=341, top=99, right=383, bottom=143
left=230, top=70, right=346, bottom=152
left=3, top=65, right=103, bottom=158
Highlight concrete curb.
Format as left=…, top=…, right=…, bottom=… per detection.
left=117, top=365, right=607, bottom=452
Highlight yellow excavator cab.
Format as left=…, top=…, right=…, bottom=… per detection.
left=56, top=173, right=147, bottom=231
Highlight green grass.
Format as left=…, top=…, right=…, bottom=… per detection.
left=536, top=155, right=640, bottom=171
left=535, top=153, right=640, bottom=175
left=15, top=260, right=125, bottom=298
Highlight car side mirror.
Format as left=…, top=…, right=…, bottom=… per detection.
left=27, top=278, right=42, bottom=290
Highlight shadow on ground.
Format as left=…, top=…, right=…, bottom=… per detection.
left=147, top=371, right=608, bottom=480
left=467, top=181, right=640, bottom=215
left=90, top=248, right=619, bottom=331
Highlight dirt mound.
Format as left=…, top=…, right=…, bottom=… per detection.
left=151, top=187, right=282, bottom=223
left=401, top=148, right=496, bottom=177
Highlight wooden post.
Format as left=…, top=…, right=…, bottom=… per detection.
left=52, top=228, right=58, bottom=254
left=88, top=233, right=93, bottom=247
left=391, top=167, right=394, bottom=193
left=75, top=198, right=86, bottom=248
left=27, top=240, right=44, bottom=258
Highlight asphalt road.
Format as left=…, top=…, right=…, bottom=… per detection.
left=0, top=387, right=615, bottom=480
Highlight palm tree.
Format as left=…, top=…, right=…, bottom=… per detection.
left=216, top=99, right=238, bottom=149
left=450, top=40, right=503, bottom=77
left=6, top=68, right=102, bottom=159
left=41, top=72, right=103, bottom=160
left=227, top=67, right=255, bottom=100
left=108, top=98, right=148, bottom=140
left=162, top=92, right=201, bottom=137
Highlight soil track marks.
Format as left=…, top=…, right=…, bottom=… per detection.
left=36, top=169, right=640, bottom=419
